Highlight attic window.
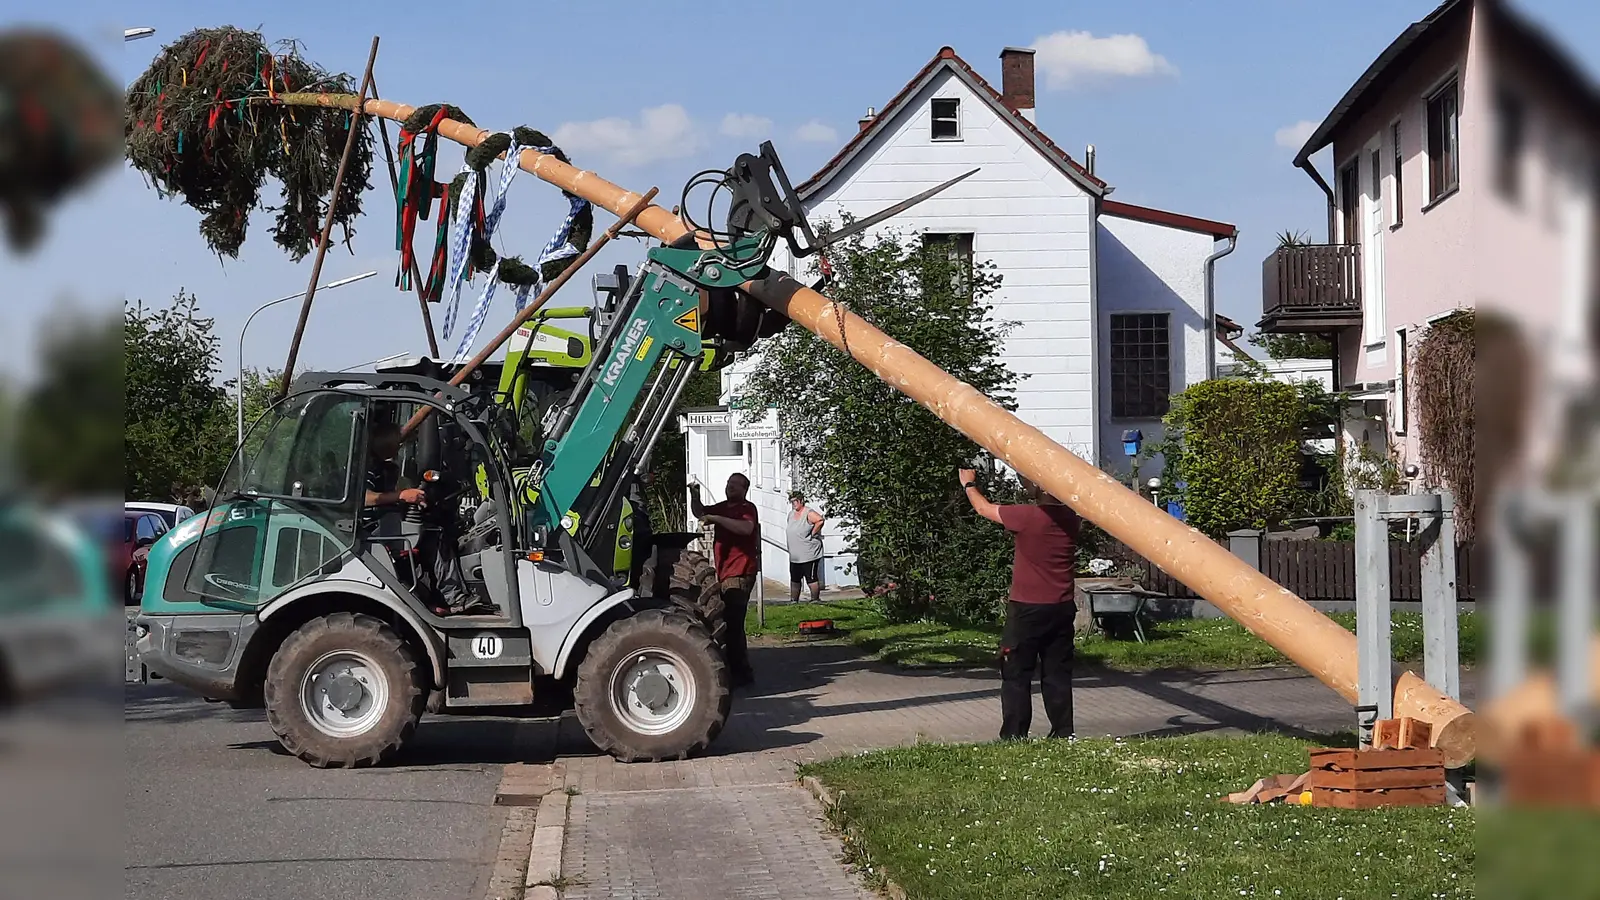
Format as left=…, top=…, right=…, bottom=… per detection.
left=931, top=98, right=961, bottom=141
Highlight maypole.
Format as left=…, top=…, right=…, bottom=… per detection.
left=128, top=29, right=1490, bottom=766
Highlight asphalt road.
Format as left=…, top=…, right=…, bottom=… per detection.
left=125, top=683, right=558, bottom=900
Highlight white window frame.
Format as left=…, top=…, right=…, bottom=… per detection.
left=930, top=97, right=962, bottom=141
left=1422, top=72, right=1461, bottom=208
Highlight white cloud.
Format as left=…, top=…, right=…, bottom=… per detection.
left=552, top=104, right=704, bottom=167
left=719, top=113, right=773, bottom=139
left=794, top=120, right=839, bottom=144
left=1029, top=30, right=1177, bottom=89
left=1275, top=119, right=1319, bottom=151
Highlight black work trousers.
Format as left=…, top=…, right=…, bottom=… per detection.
left=419, top=518, right=470, bottom=608
left=998, top=600, right=1076, bottom=740
left=719, top=575, right=755, bottom=680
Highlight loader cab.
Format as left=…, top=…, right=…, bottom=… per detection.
left=176, top=376, right=524, bottom=622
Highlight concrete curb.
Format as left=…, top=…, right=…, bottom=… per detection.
left=800, top=776, right=909, bottom=900
left=525, top=790, right=570, bottom=899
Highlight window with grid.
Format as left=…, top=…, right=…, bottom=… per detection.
left=923, top=232, right=974, bottom=298
left=1109, top=313, right=1171, bottom=419
left=930, top=98, right=961, bottom=140
left=1426, top=79, right=1460, bottom=202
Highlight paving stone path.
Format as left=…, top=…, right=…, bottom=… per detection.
left=525, top=640, right=1360, bottom=899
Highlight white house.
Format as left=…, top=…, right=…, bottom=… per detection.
left=680, top=45, right=1240, bottom=585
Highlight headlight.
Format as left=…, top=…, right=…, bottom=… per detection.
left=621, top=515, right=634, bottom=532
left=618, top=535, right=632, bottom=550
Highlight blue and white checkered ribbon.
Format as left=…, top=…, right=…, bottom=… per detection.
left=436, top=162, right=480, bottom=345
left=518, top=193, right=589, bottom=311
left=446, top=139, right=527, bottom=361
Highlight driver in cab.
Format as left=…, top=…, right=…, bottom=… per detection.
left=364, top=420, right=482, bottom=617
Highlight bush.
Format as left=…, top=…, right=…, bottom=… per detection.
left=1159, top=377, right=1308, bottom=538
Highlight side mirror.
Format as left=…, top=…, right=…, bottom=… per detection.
left=136, top=536, right=155, bottom=548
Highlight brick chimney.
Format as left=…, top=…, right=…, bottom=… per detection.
left=999, top=47, right=1036, bottom=123
left=858, top=106, right=876, bottom=132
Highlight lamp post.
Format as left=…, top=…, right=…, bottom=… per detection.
left=237, top=271, right=376, bottom=443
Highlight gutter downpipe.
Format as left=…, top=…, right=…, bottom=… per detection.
left=1204, top=232, right=1239, bottom=380
left=1296, top=155, right=1338, bottom=243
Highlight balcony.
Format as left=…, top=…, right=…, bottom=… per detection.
left=1259, top=244, right=1363, bottom=333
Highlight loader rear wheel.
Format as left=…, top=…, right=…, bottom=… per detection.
left=263, top=612, right=425, bottom=768
left=573, top=609, right=730, bottom=762
left=638, top=547, right=727, bottom=649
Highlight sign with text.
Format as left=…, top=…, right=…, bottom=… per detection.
left=682, top=410, right=729, bottom=427
left=730, top=407, right=780, bottom=440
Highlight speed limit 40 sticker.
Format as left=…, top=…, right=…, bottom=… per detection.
left=471, top=632, right=502, bottom=660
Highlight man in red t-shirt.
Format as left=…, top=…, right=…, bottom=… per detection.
left=960, top=467, right=1082, bottom=739
left=690, top=472, right=760, bottom=685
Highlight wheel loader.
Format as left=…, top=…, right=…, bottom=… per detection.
left=131, top=141, right=944, bottom=765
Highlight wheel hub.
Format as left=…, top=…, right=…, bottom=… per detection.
left=633, top=670, right=672, bottom=710
left=323, top=672, right=365, bottom=711
left=299, top=649, right=389, bottom=738
left=608, top=647, right=697, bottom=736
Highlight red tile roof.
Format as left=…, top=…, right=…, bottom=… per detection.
left=796, top=46, right=1107, bottom=197
left=1101, top=199, right=1238, bottom=239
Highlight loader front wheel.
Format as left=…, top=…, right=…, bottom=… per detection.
left=638, top=546, right=727, bottom=649
left=263, top=612, right=425, bottom=768
left=573, top=609, right=730, bottom=762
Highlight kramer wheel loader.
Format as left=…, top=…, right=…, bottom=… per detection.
left=133, top=144, right=899, bottom=766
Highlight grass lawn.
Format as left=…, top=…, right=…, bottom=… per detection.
left=747, top=597, right=1481, bottom=671
left=803, top=734, right=1476, bottom=900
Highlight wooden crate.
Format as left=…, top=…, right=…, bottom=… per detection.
left=1308, top=747, right=1446, bottom=810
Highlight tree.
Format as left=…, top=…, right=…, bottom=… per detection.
left=124, top=291, right=235, bottom=503
left=643, top=368, right=722, bottom=530
left=738, top=225, right=1021, bottom=624
left=16, top=307, right=123, bottom=498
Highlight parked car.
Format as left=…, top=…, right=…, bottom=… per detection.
left=125, top=501, right=196, bottom=529
left=122, top=510, right=168, bottom=603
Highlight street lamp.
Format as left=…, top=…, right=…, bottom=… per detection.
left=238, top=270, right=377, bottom=443
left=124, top=28, right=156, bottom=42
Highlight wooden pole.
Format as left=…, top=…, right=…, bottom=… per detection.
left=369, top=72, right=440, bottom=357
left=274, top=91, right=1485, bottom=761
left=275, top=37, right=380, bottom=400
left=399, top=188, right=658, bottom=438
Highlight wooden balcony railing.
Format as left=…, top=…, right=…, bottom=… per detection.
left=1261, top=244, right=1362, bottom=323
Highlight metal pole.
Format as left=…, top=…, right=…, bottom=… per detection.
left=237, top=271, right=377, bottom=443
left=1354, top=490, right=1393, bottom=745
left=278, top=36, right=381, bottom=400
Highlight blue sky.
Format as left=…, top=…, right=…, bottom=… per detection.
left=7, top=0, right=1597, bottom=385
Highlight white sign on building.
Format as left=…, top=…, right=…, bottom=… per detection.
left=730, top=407, right=779, bottom=440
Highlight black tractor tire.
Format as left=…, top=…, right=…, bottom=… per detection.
left=263, top=612, right=426, bottom=768
left=572, top=608, right=730, bottom=762
left=637, top=546, right=727, bottom=649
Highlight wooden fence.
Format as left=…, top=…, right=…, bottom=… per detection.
left=1126, top=539, right=1483, bottom=603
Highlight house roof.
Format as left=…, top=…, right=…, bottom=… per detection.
left=795, top=46, right=1108, bottom=200
left=1293, top=0, right=1468, bottom=166
left=1101, top=199, right=1237, bottom=239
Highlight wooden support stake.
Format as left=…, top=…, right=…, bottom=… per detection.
left=277, top=36, right=381, bottom=401
left=399, top=187, right=658, bottom=438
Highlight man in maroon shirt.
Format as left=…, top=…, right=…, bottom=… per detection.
left=960, top=467, right=1082, bottom=739
left=690, top=472, right=760, bottom=686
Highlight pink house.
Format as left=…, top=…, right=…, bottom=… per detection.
left=1262, top=0, right=1599, bottom=472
